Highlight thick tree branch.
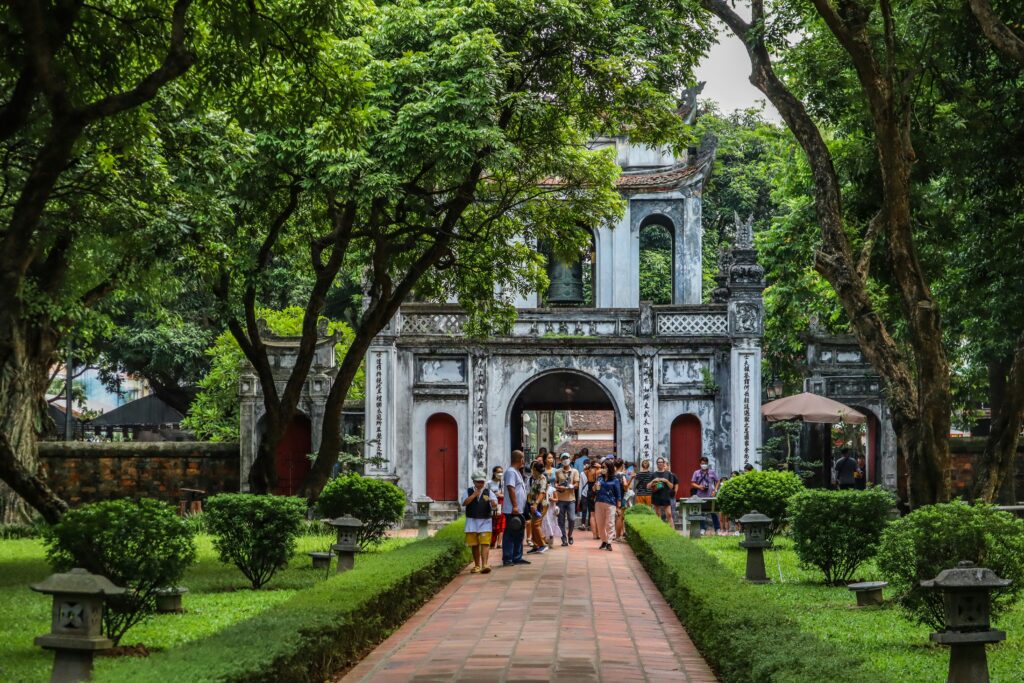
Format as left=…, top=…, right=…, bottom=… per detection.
left=968, top=0, right=1024, bottom=63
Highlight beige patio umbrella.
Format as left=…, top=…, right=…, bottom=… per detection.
left=760, top=392, right=867, bottom=424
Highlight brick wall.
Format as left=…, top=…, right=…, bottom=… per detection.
left=948, top=437, right=1024, bottom=498
left=39, top=442, right=239, bottom=507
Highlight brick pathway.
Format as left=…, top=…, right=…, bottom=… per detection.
left=340, top=538, right=718, bottom=682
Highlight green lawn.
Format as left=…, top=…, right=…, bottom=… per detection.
left=699, top=535, right=1024, bottom=682
left=0, top=534, right=412, bottom=683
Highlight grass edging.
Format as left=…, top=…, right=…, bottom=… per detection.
left=93, top=519, right=469, bottom=683
left=625, top=512, right=883, bottom=683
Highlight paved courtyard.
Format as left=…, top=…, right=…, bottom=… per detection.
left=341, top=538, right=718, bottom=682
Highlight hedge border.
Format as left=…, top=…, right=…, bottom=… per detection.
left=93, top=519, right=469, bottom=683
left=624, top=511, right=880, bottom=683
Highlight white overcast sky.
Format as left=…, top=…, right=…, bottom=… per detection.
left=695, top=22, right=782, bottom=121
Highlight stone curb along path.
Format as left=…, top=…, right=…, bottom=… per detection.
left=339, top=538, right=718, bottom=682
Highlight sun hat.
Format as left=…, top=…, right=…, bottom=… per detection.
left=471, top=470, right=487, bottom=481
left=508, top=515, right=523, bottom=531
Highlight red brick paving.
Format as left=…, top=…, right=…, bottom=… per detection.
left=340, top=538, right=718, bottom=682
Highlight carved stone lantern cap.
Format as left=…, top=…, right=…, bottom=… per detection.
left=328, top=515, right=364, bottom=529
left=31, top=568, right=125, bottom=597
left=920, top=561, right=1012, bottom=591
left=414, top=495, right=434, bottom=504
left=738, top=510, right=772, bottom=526
left=683, top=495, right=704, bottom=506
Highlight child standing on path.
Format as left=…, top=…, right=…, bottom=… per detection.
left=463, top=470, right=498, bottom=574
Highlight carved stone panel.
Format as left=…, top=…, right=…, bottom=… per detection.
left=661, top=358, right=710, bottom=385
left=415, top=356, right=467, bottom=385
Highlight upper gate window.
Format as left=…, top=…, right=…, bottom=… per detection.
left=639, top=218, right=673, bottom=305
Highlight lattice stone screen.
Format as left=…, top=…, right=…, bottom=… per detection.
left=656, top=312, right=728, bottom=336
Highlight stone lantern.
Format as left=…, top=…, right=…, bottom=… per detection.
left=31, top=568, right=125, bottom=683
left=413, top=495, right=433, bottom=539
left=921, top=561, right=1011, bottom=683
left=682, top=496, right=707, bottom=539
left=328, top=515, right=364, bottom=573
left=737, top=510, right=772, bottom=584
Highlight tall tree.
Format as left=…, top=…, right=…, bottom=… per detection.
left=700, top=0, right=957, bottom=506
left=0, top=0, right=198, bottom=522
left=186, top=0, right=715, bottom=496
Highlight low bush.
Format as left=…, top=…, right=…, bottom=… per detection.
left=715, top=470, right=804, bottom=540
left=876, top=500, right=1024, bottom=630
left=317, top=473, right=406, bottom=548
left=205, top=494, right=307, bottom=589
left=0, top=521, right=45, bottom=539
left=94, top=519, right=470, bottom=683
left=44, top=498, right=197, bottom=644
left=624, top=509, right=875, bottom=683
left=787, top=487, right=894, bottom=585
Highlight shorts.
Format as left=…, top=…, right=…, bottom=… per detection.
left=465, top=532, right=492, bottom=546
left=636, top=495, right=652, bottom=506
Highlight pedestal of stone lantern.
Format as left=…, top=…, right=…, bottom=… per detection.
left=413, top=496, right=433, bottom=539
left=328, top=515, right=364, bottom=573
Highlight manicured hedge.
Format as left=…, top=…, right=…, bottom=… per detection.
left=93, top=519, right=469, bottom=683
left=624, top=511, right=877, bottom=683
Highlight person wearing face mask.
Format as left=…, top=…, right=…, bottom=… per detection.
left=690, top=456, right=720, bottom=535
left=555, top=453, right=579, bottom=546
left=487, top=465, right=506, bottom=549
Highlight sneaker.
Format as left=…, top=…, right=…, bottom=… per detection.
left=527, top=546, right=542, bottom=554
left=538, top=546, right=549, bottom=553
left=470, top=566, right=481, bottom=574
left=568, top=537, right=574, bottom=545
left=561, top=537, right=568, bottom=546
left=502, top=562, right=514, bottom=567
left=481, top=566, right=492, bottom=574
left=513, top=559, right=531, bottom=565
left=605, top=544, right=613, bottom=552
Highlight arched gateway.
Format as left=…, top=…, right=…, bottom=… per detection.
left=362, top=138, right=767, bottom=509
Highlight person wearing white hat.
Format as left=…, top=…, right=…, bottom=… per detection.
left=463, top=469, right=498, bottom=574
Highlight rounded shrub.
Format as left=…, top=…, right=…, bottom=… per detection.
left=716, top=469, right=804, bottom=540
left=788, top=487, right=895, bottom=585
left=317, top=473, right=406, bottom=548
left=876, top=501, right=1024, bottom=630
left=205, top=493, right=307, bottom=589
left=44, top=498, right=197, bottom=644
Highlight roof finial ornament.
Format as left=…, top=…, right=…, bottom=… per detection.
left=733, top=212, right=755, bottom=250
left=676, top=81, right=706, bottom=126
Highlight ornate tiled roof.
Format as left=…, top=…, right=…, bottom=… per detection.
left=539, top=152, right=713, bottom=192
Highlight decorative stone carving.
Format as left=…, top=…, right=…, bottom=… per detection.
left=471, top=350, right=487, bottom=470
left=373, top=352, right=384, bottom=462
left=415, top=357, right=467, bottom=385
left=661, top=358, right=711, bottom=385
left=734, top=212, right=754, bottom=249
left=656, top=312, right=728, bottom=336
left=638, top=351, right=656, bottom=460
left=735, top=302, right=762, bottom=334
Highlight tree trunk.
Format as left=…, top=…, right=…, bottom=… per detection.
left=0, top=305, right=68, bottom=524
left=971, top=331, right=1024, bottom=502
left=300, top=330, right=373, bottom=500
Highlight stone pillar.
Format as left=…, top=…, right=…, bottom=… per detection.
left=636, top=348, right=657, bottom=462
left=238, top=372, right=259, bottom=492
left=365, top=345, right=394, bottom=475
left=538, top=411, right=553, bottom=453
left=675, top=194, right=703, bottom=305
left=726, top=215, right=766, bottom=470
left=470, top=349, right=489, bottom=471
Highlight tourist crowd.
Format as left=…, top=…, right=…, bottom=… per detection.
left=461, top=448, right=738, bottom=573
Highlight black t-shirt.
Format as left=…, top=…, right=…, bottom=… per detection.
left=650, top=471, right=679, bottom=506
left=634, top=471, right=655, bottom=495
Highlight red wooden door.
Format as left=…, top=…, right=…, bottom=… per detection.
left=426, top=413, right=458, bottom=501
left=670, top=415, right=702, bottom=499
left=275, top=415, right=312, bottom=496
